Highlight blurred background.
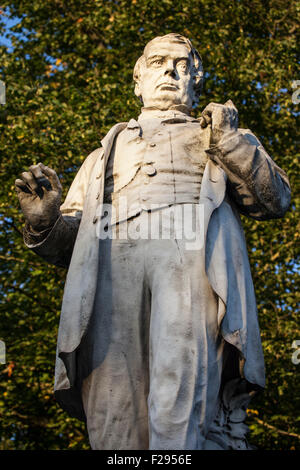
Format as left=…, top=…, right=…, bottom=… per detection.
left=0, top=0, right=299, bottom=450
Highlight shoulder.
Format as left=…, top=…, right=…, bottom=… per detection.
left=101, top=122, right=128, bottom=147
left=85, top=146, right=104, bottom=162
left=236, top=128, right=264, bottom=147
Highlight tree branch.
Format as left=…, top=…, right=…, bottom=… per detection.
left=253, top=417, right=300, bottom=440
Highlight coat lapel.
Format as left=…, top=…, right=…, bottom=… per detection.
left=101, top=122, right=128, bottom=161
left=200, top=159, right=227, bottom=247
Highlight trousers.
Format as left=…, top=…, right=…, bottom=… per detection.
left=78, top=206, right=225, bottom=450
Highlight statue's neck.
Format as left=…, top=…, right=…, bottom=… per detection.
left=139, top=104, right=192, bottom=120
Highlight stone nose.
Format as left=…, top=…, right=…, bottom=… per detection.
left=164, top=60, right=176, bottom=77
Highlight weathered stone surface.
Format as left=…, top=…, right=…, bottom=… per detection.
left=16, top=33, right=291, bottom=450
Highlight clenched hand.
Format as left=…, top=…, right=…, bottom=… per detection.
left=200, top=99, right=239, bottom=145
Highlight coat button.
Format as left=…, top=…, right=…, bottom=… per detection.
left=142, top=164, right=156, bottom=176
left=93, top=216, right=98, bottom=224
left=149, top=142, right=156, bottom=147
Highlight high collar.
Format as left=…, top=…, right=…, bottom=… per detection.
left=138, top=104, right=195, bottom=121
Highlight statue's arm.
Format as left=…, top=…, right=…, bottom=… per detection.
left=23, top=213, right=81, bottom=268
left=21, top=148, right=103, bottom=268
left=206, top=129, right=291, bottom=220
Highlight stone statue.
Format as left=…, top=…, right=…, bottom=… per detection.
left=15, top=33, right=291, bottom=450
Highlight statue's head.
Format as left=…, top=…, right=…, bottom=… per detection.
left=133, top=33, right=203, bottom=111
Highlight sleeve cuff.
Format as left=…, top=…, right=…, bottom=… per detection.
left=205, top=129, right=247, bottom=157
left=23, top=215, right=61, bottom=248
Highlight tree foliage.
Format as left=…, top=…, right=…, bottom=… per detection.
left=0, top=0, right=299, bottom=450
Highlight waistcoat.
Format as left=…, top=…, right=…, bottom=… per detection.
left=103, top=114, right=210, bottom=224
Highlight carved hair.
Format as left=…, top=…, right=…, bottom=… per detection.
left=133, top=33, right=204, bottom=106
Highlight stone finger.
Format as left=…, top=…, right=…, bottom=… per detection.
left=20, top=171, right=39, bottom=192
left=15, top=178, right=32, bottom=194
left=224, top=99, right=238, bottom=112
left=39, top=163, right=62, bottom=192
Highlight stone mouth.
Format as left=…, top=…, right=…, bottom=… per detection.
left=157, top=83, right=178, bottom=91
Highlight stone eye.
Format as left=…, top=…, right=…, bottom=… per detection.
left=152, top=59, right=163, bottom=67
left=177, top=61, right=188, bottom=71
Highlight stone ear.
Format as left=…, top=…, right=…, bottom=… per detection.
left=134, top=82, right=140, bottom=98
left=134, top=82, right=144, bottom=104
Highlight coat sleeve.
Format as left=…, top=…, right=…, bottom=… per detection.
left=205, top=129, right=291, bottom=220
left=23, top=147, right=103, bottom=268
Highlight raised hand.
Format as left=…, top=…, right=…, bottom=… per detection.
left=15, top=163, right=62, bottom=232
left=200, top=100, right=239, bottom=145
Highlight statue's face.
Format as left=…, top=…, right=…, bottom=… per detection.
left=137, top=40, right=195, bottom=110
